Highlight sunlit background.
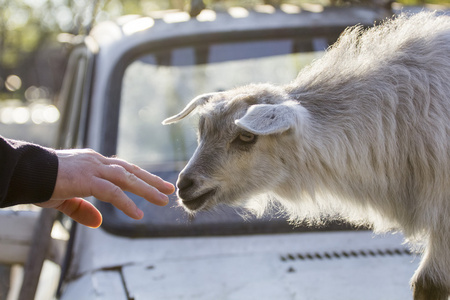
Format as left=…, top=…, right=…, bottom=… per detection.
left=0, top=0, right=448, bottom=147
left=0, top=1, right=449, bottom=300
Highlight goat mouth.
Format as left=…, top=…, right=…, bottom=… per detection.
left=180, top=189, right=216, bottom=211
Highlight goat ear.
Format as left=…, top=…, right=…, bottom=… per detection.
left=162, top=92, right=220, bottom=125
left=235, top=102, right=308, bottom=135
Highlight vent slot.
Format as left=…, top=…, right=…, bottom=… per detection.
left=280, top=248, right=412, bottom=262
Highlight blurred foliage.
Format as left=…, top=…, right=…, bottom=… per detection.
left=0, top=0, right=448, bottom=101
left=0, top=0, right=448, bottom=66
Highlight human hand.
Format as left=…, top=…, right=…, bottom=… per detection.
left=37, top=149, right=175, bottom=228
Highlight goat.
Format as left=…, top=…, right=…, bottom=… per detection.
left=163, top=12, right=450, bottom=299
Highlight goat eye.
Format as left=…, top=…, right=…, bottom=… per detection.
left=231, top=131, right=258, bottom=150
left=239, top=132, right=255, bottom=143
left=231, top=131, right=258, bottom=151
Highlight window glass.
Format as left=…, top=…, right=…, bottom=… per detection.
left=114, top=38, right=326, bottom=236
left=118, top=40, right=322, bottom=168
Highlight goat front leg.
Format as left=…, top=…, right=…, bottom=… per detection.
left=412, top=231, right=450, bottom=300
left=412, top=279, right=448, bottom=300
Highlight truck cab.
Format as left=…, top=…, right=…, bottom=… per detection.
left=57, top=5, right=419, bottom=299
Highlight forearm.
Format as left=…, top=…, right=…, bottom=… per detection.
left=0, top=137, right=58, bottom=207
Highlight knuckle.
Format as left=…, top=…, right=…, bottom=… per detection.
left=81, top=149, right=104, bottom=165
left=83, top=148, right=100, bottom=158
left=126, top=172, right=138, bottom=184
left=114, top=165, right=137, bottom=184
left=129, top=163, right=141, bottom=172
left=109, top=184, right=124, bottom=199
left=109, top=164, right=126, bottom=176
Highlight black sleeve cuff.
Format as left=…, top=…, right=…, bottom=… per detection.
left=0, top=138, right=59, bottom=207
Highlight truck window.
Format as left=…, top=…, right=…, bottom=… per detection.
left=103, top=37, right=334, bottom=237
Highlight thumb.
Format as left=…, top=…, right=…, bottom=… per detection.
left=56, top=198, right=103, bottom=228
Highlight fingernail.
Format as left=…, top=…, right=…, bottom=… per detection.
left=165, top=182, right=176, bottom=193
left=168, top=188, right=175, bottom=194
left=159, top=193, right=170, bottom=205
left=135, top=208, right=144, bottom=219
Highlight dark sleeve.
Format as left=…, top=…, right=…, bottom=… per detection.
left=0, top=136, right=59, bottom=207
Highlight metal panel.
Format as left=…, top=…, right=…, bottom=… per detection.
left=0, top=210, right=38, bottom=264
left=60, top=270, right=128, bottom=300
left=65, top=227, right=419, bottom=299
left=119, top=232, right=419, bottom=299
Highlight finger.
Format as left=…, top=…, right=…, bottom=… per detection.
left=99, top=164, right=170, bottom=207
left=56, top=198, right=103, bottom=228
left=91, top=176, right=144, bottom=219
left=104, top=158, right=175, bottom=195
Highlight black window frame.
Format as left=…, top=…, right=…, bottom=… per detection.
left=57, top=46, right=95, bottom=149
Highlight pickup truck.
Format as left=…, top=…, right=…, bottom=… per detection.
left=56, top=4, right=419, bottom=299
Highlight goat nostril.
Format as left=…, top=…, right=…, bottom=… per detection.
left=177, top=175, right=195, bottom=191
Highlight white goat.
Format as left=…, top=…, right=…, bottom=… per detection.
left=163, top=12, right=450, bottom=299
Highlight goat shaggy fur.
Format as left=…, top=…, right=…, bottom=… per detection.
left=163, top=12, right=450, bottom=299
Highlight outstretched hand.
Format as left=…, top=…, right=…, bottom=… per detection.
left=37, top=149, right=175, bottom=228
